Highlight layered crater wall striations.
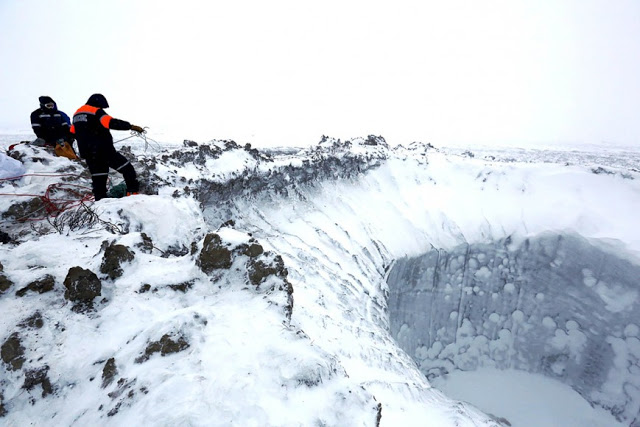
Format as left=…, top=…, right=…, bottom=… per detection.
left=387, top=233, right=640, bottom=424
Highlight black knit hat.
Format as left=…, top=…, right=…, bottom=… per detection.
left=86, top=93, right=109, bottom=108
left=39, top=96, right=55, bottom=108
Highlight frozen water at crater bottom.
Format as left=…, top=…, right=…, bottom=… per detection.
left=432, top=368, right=624, bottom=427
left=387, top=232, right=640, bottom=425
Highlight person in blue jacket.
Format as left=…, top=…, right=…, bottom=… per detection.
left=30, top=96, right=73, bottom=147
left=71, top=93, right=144, bottom=201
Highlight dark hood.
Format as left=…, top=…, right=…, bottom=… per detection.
left=86, top=93, right=109, bottom=109
left=39, top=96, right=56, bottom=109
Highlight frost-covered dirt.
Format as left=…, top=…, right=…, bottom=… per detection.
left=1, top=133, right=639, bottom=426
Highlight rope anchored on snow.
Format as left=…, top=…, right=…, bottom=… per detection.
left=0, top=173, right=93, bottom=221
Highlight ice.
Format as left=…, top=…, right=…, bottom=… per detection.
left=432, top=368, right=625, bottom=427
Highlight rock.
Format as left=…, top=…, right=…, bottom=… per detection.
left=136, top=233, right=154, bottom=254
left=2, top=197, right=45, bottom=221
left=162, top=244, right=189, bottom=258
left=0, top=391, right=6, bottom=417
left=1, top=333, right=25, bottom=370
left=102, top=358, right=118, bottom=388
left=167, top=281, right=193, bottom=292
left=0, top=273, right=12, bottom=294
left=16, top=274, right=55, bottom=297
left=197, top=233, right=232, bottom=273
left=100, top=243, right=135, bottom=280
left=107, top=377, right=136, bottom=400
left=247, top=253, right=288, bottom=286
left=63, top=267, right=102, bottom=309
left=246, top=252, right=293, bottom=320
left=135, top=334, right=189, bottom=363
left=220, top=219, right=235, bottom=228
left=23, top=366, right=53, bottom=397
left=365, top=135, right=387, bottom=146
left=279, top=279, right=294, bottom=321
left=19, top=312, right=44, bottom=329
left=237, top=242, right=264, bottom=258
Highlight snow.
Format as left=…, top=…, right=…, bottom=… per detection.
left=97, top=195, right=206, bottom=250
left=0, top=153, right=25, bottom=179
left=1, top=134, right=640, bottom=425
left=432, top=368, right=625, bottom=427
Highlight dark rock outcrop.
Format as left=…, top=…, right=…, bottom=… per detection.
left=247, top=253, right=288, bottom=286
left=19, top=312, right=44, bottom=329
left=100, top=243, right=135, bottom=280
left=23, top=366, right=53, bottom=397
left=2, top=198, right=45, bottom=221
left=167, top=281, right=194, bottom=293
left=63, top=267, right=102, bottom=309
left=16, top=275, right=55, bottom=297
left=1, top=333, right=25, bottom=371
left=0, top=231, right=10, bottom=244
left=0, top=273, right=12, bottom=294
left=135, top=334, right=190, bottom=363
left=236, top=242, right=264, bottom=258
left=136, top=233, right=154, bottom=254
left=102, top=358, right=118, bottom=388
left=247, top=252, right=294, bottom=320
left=197, top=233, right=232, bottom=273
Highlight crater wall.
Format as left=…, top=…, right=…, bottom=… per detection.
left=387, top=233, right=640, bottom=424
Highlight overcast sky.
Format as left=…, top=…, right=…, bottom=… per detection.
left=1, top=0, right=639, bottom=148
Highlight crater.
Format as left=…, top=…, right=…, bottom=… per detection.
left=387, top=232, right=640, bottom=425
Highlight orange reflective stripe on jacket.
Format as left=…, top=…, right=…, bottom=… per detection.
left=70, top=124, right=75, bottom=134
left=100, top=114, right=112, bottom=128
left=74, top=105, right=99, bottom=115
left=73, top=104, right=112, bottom=129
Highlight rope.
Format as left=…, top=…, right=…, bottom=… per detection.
left=40, top=182, right=94, bottom=217
left=115, top=128, right=162, bottom=152
left=0, top=173, right=94, bottom=221
left=2, top=126, right=163, bottom=221
left=113, top=134, right=137, bottom=144
left=132, top=127, right=162, bottom=152
left=0, top=173, right=85, bottom=182
left=7, top=141, right=28, bottom=151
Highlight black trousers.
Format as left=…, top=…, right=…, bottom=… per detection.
left=85, top=147, right=139, bottom=200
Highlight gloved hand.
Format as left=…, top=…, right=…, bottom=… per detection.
left=131, top=125, right=145, bottom=133
left=56, top=138, right=65, bottom=146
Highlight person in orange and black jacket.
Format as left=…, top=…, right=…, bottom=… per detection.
left=30, top=96, right=73, bottom=147
left=71, top=93, right=145, bottom=201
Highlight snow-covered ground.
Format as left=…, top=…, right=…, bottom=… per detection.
left=1, top=133, right=639, bottom=426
